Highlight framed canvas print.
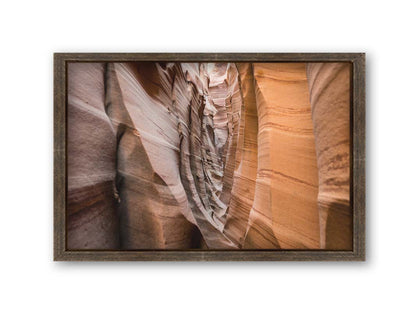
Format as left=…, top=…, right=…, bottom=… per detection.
left=54, top=53, right=365, bottom=261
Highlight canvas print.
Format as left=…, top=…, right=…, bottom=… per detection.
left=67, top=62, right=351, bottom=250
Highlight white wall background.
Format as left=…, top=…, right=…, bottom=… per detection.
left=0, top=0, right=414, bottom=311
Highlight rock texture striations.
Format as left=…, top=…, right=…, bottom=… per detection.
left=306, top=63, right=352, bottom=250
left=67, top=62, right=351, bottom=250
left=243, top=63, right=320, bottom=249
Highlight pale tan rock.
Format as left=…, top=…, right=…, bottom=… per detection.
left=306, top=63, right=352, bottom=250
left=243, top=63, right=320, bottom=249
left=105, top=62, right=242, bottom=248
left=105, top=62, right=198, bottom=249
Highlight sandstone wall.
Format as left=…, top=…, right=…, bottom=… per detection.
left=306, top=63, right=352, bottom=250
left=243, top=63, right=320, bottom=249
left=67, top=61, right=351, bottom=250
left=67, top=63, right=119, bottom=249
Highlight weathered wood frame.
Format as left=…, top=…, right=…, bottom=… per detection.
left=54, top=53, right=365, bottom=261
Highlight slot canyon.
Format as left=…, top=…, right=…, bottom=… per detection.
left=67, top=61, right=351, bottom=250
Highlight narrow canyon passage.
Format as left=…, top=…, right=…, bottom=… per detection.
left=67, top=62, right=351, bottom=250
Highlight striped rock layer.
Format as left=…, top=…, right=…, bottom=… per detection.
left=67, top=62, right=351, bottom=250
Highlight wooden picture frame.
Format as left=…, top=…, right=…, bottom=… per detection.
left=54, top=53, right=365, bottom=261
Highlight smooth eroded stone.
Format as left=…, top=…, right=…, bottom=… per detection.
left=224, top=63, right=259, bottom=247
left=67, top=63, right=119, bottom=249
left=243, top=63, right=320, bottom=249
left=306, top=62, right=352, bottom=250
left=107, top=63, right=198, bottom=249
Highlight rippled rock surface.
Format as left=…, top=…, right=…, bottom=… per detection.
left=67, top=62, right=351, bottom=250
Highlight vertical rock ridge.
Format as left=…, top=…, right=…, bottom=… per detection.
left=67, top=63, right=119, bottom=250
left=306, top=62, right=352, bottom=250
left=243, top=63, right=320, bottom=249
left=105, top=63, right=197, bottom=249
left=224, top=63, right=259, bottom=247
